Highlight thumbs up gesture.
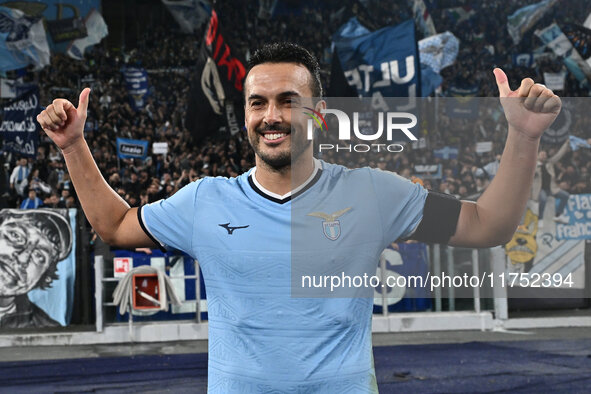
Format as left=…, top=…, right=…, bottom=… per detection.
left=494, top=68, right=561, bottom=140
left=37, top=88, right=91, bottom=152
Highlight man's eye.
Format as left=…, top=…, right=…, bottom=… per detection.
left=7, top=230, right=25, bottom=246
left=32, top=251, right=47, bottom=266
left=251, top=101, right=263, bottom=107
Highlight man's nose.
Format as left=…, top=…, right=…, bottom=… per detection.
left=264, top=102, right=282, bottom=125
left=13, top=248, right=31, bottom=267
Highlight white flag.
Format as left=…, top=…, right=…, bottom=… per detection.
left=584, top=12, right=591, bottom=30
left=0, top=78, right=17, bottom=98
left=543, top=72, right=566, bottom=91
left=419, top=31, right=459, bottom=73
left=507, top=0, right=558, bottom=45
left=66, top=10, right=108, bottom=60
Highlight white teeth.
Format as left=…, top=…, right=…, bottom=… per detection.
left=265, top=133, right=287, bottom=141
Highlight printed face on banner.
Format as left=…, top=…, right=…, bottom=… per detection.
left=0, top=209, right=73, bottom=328
left=0, top=218, right=58, bottom=296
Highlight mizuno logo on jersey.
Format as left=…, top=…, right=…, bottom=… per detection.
left=219, top=223, right=250, bottom=235
left=307, top=207, right=352, bottom=241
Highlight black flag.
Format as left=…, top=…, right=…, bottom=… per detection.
left=186, top=9, right=246, bottom=142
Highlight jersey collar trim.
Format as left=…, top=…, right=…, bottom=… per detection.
left=248, top=159, right=322, bottom=204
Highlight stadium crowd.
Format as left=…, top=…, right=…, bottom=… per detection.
left=1, top=0, right=590, bottom=216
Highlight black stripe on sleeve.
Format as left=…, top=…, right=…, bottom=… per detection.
left=137, top=206, right=167, bottom=252
left=406, top=191, right=462, bottom=244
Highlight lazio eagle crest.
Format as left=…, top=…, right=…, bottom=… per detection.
left=307, top=207, right=352, bottom=241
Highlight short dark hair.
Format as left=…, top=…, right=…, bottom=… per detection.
left=247, top=42, right=323, bottom=97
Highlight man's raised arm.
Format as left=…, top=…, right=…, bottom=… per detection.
left=449, top=68, right=562, bottom=247
left=37, top=88, right=155, bottom=248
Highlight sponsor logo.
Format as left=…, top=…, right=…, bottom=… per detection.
left=219, top=222, right=249, bottom=235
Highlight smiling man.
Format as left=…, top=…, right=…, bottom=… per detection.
left=0, top=209, right=72, bottom=328
left=37, top=42, right=560, bottom=392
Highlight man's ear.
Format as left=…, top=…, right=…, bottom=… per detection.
left=315, top=99, right=326, bottom=113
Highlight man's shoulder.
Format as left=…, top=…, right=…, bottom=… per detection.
left=320, top=160, right=404, bottom=183
left=190, top=171, right=251, bottom=196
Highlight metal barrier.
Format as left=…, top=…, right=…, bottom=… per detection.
left=94, top=256, right=202, bottom=333
left=96, top=245, right=510, bottom=334
left=377, top=245, right=508, bottom=322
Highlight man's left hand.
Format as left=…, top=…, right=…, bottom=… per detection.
left=494, top=68, right=562, bottom=140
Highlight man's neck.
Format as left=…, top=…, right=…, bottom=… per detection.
left=254, top=156, right=316, bottom=196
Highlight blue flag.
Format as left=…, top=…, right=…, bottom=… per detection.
left=445, top=84, right=479, bottom=118
left=333, top=19, right=420, bottom=99
left=116, top=138, right=149, bottom=160
left=121, top=67, right=149, bottom=110
left=512, top=53, right=534, bottom=68
left=0, top=87, right=41, bottom=157
left=569, top=135, right=591, bottom=151
left=433, top=146, right=458, bottom=160
left=556, top=194, right=591, bottom=240
left=0, top=6, right=50, bottom=72
left=536, top=23, right=591, bottom=86
left=507, top=0, right=557, bottom=44
left=333, top=17, right=370, bottom=40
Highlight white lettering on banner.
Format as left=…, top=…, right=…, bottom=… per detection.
left=225, top=103, right=240, bottom=135
left=344, top=57, right=417, bottom=110
left=390, top=56, right=416, bottom=84
left=568, top=195, right=591, bottom=211
left=557, top=222, right=591, bottom=239
left=2, top=95, right=38, bottom=112
left=120, top=144, right=144, bottom=155
left=0, top=118, right=36, bottom=132
left=345, top=57, right=416, bottom=90
left=127, top=77, right=146, bottom=83
left=4, top=140, right=35, bottom=154
left=557, top=195, right=591, bottom=240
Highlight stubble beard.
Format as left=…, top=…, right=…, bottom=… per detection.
left=249, top=124, right=311, bottom=173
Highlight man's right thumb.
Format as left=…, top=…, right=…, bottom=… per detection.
left=77, top=88, right=90, bottom=116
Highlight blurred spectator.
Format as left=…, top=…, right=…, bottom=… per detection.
left=9, top=158, right=30, bottom=198
left=20, top=190, right=44, bottom=209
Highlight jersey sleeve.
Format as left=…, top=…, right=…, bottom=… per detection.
left=369, top=169, right=428, bottom=244
left=138, top=179, right=202, bottom=254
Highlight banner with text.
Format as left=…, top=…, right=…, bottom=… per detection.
left=333, top=19, right=420, bottom=103
left=121, top=67, right=149, bottom=111
left=0, top=87, right=41, bottom=157
left=116, top=137, right=149, bottom=160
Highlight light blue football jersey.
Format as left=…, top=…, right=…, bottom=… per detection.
left=140, top=159, right=427, bottom=393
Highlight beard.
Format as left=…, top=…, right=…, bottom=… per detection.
left=249, top=123, right=312, bottom=172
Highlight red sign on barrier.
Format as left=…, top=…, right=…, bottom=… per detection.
left=114, top=257, right=131, bottom=278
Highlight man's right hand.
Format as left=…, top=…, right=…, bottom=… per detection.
left=36, top=88, right=90, bottom=153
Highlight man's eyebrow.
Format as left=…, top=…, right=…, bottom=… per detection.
left=247, top=91, right=301, bottom=101
left=247, top=94, right=265, bottom=101
left=277, top=91, right=301, bottom=99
